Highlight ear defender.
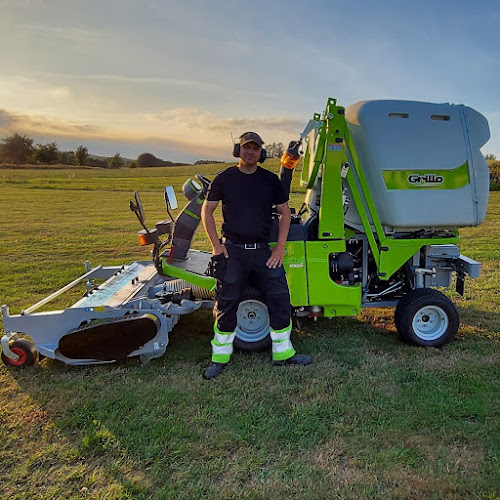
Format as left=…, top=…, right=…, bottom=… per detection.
left=259, top=149, right=267, bottom=163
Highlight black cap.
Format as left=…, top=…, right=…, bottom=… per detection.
left=239, top=132, right=264, bottom=146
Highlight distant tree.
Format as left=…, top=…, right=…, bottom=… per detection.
left=108, top=153, right=124, bottom=169
left=127, top=160, right=138, bottom=168
left=266, top=142, right=285, bottom=158
left=137, top=152, right=165, bottom=167
left=87, top=156, right=107, bottom=168
left=489, top=160, right=500, bottom=190
left=485, top=153, right=496, bottom=161
left=135, top=152, right=190, bottom=167
left=0, top=133, right=34, bottom=165
left=32, top=142, right=59, bottom=164
left=194, top=159, right=225, bottom=165
left=59, top=150, right=75, bottom=165
left=74, top=145, right=89, bottom=166
left=164, top=160, right=191, bottom=166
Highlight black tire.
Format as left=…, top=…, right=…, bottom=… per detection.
left=1, top=339, right=38, bottom=367
left=233, top=288, right=272, bottom=353
left=395, top=288, right=459, bottom=347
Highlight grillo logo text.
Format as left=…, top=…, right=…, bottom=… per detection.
left=407, top=173, right=444, bottom=185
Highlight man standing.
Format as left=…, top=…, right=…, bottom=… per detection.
left=201, top=132, right=312, bottom=380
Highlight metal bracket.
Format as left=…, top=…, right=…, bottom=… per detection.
left=164, top=299, right=201, bottom=315
left=414, top=267, right=436, bottom=288
left=453, top=255, right=481, bottom=279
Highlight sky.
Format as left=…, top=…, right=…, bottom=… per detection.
left=0, top=0, right=499, bottom=163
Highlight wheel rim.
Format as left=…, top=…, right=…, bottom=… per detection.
left=412, top=305, right=449, bottom=341
left=236, top=300, right=270, bottom=342
left=9, top=347, right=28, bottom=366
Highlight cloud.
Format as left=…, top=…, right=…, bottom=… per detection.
left=36, top=72, right=278, bottom=101
left=144, top=108, right=305, bottom=138
left=48, top=87, right=71, bottom=99
left=19, top=24, right=103, bottom=42
left=0, top=110, right=16, bottom=128
left=48, top=72, right=228, bottom=91
left=0, top=76, right=75, bottom=117
left=0, top=109, right=100, bottom=137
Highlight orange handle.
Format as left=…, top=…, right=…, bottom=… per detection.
left=281, top=151, right=299, bottom=170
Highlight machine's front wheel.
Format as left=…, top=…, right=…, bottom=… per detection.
left=1, top=339, right=38, bottom=367
left=395, top=288, right=459, bottom=347
left=234, top=290, right=272, bottom=353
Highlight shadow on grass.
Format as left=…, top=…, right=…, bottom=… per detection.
left=2, top=310, right=499, bottom=499
left=456, top=306, right=500, bottom=336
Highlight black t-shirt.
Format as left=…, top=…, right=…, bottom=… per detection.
left=206, top=166, right=288, bottom=243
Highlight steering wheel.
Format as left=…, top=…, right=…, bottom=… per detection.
left=195, top=174, right=211, bottom=196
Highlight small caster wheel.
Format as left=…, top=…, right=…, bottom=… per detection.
left=1, top=339, right=38, bottom=367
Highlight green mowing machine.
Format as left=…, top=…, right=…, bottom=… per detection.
left=1, top=98, right=490, bottom=367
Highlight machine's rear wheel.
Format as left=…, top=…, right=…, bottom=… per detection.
left=395, top=288, right=459, bottom=347
left=234, top=290, right=271, bottom=352
left=1, top=339, right=38, bottom=367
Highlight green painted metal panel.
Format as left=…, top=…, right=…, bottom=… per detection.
left=382, top=162, right=469, bottom=190
left=318, top=99, right=347, bottom=240
left=322, top=300, right=361, bottom=318
left=281, top=241, right=308, bottom=307
left=305, top=241, right=361, bottom=316
left=378, top=236, right=460, bottom=280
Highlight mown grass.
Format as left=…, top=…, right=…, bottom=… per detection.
left=0, top=164, right=499, bottom=499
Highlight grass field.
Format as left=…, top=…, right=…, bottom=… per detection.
left=0, top=163, right=499, bottom=499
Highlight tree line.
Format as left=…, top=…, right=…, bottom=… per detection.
left=0, top=133, right=113, bottom=167
left=0, top=133, right=214, bottom=168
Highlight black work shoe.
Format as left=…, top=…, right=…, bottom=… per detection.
left=274, top=354, right=312, bottom=366
left=203, top=362, right=228, bottom=380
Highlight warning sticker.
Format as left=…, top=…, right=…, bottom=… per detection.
left=328, top=143, right=342, bottom=151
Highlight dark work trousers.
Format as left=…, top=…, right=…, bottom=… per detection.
left=214, top=244, right=291, bottom=333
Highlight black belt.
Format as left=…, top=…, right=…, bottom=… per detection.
left=223, top=239, right=268, bottom=250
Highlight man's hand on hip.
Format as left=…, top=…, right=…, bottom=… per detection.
left=213, top=242, right=229, bottom=258
left=266, top=244, right=285, bottom=268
